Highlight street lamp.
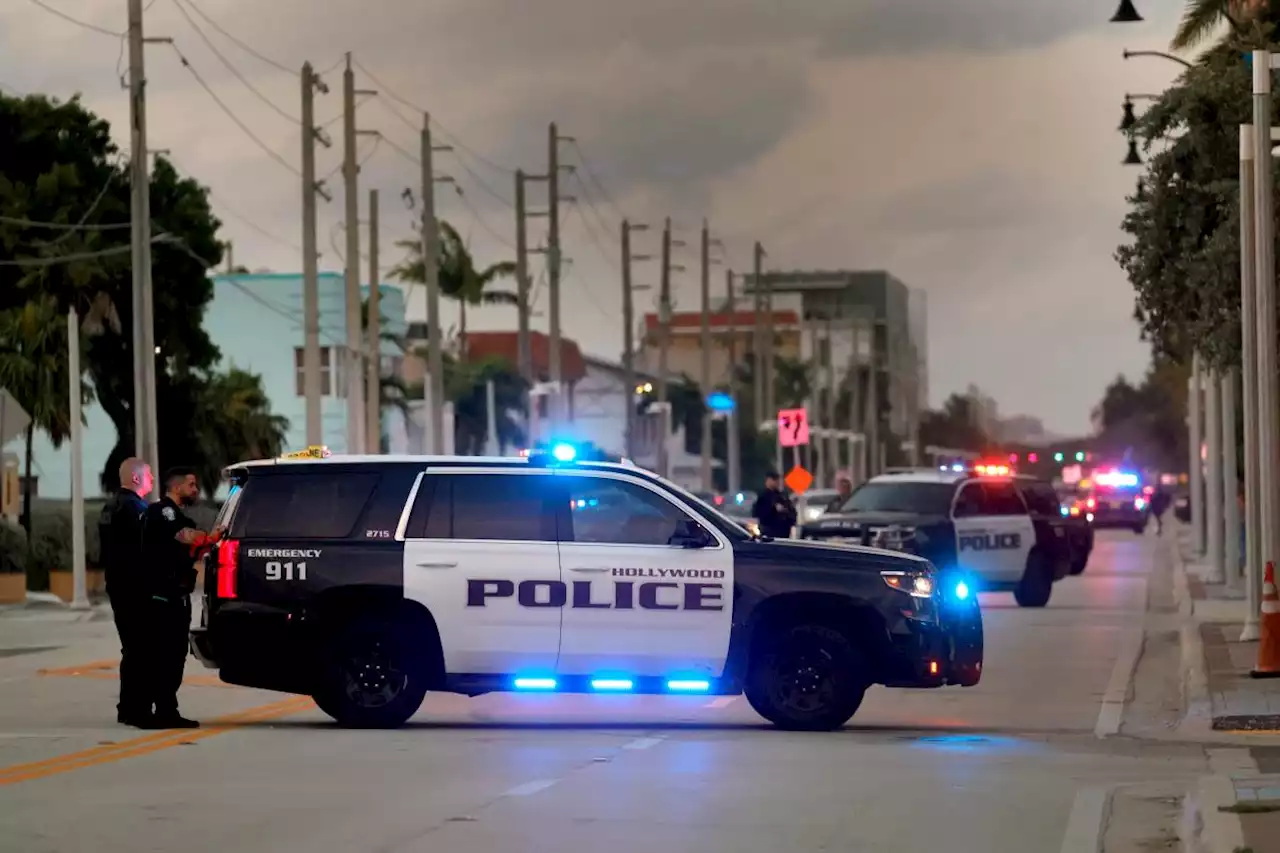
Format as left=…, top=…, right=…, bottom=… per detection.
left=1120, top=98, right=1138, bottom=132
left=1121, top=94, right=1159, bottom=164
left=1124, top=139, right=1144, bottom=165
left=1111, top=0, right=1143, bottom=23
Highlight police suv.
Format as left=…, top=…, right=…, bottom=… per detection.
left=798, top=469, right=1072, bottom=608
left=190, top=448, right=983, bottom=731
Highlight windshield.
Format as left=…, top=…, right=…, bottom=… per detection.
left=839, top=481, right=956, bottom=515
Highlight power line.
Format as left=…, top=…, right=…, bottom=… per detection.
left=169, top=44, right=301, bottom=178
left=0, top=236, right=169, bottom=267
left=25, top=0, right=121, bottom=38
left=569, top=140, right=626, bottom=222
left=165, top=153, right=301, bottom=252
left=173, top=0, right=298, bottom=77
left=568, top=202, right=619, bottom=273
left=569, top=171, right=619, bottom=257
left=454, top=187, right=515, bottom=250
left=170, top=0, right=300, bottom=125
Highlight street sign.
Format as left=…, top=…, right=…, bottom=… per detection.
left=706, top=392, right=735, bottom=413
left=785, top=465, right=813, bottom=494
left=777, top=408, right=809, bottom=447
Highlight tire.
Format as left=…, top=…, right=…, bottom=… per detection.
left=1132, top=522, right=1146, bottom=535
left=313, top=609, right=431, bottom=729
left=744, top=623, right=869, bottom=731
left=1068, top=548, right=1088, bottom=576
left=1013, top=550, right=1053, bottom=608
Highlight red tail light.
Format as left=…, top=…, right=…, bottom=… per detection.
left=1086, top=498, right=1096, bottom=509
left=216, top=539, right=240, bottom=599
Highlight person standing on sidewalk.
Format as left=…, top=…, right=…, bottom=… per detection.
left=139, top=467, right=220, bottom=729
left=97, top=457, right=153, bottom=727
left=1150, top=486, right=1172, bottom=535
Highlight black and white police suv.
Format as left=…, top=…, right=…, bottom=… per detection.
left=189, top=448, right=983, bottom=731
left=798, top=469, right=1073, bottom=608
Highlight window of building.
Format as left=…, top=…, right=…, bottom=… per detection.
left=294, top=347, right=333, bottom=396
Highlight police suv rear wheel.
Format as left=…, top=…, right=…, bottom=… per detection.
left=315, top=611, right=429, bottom=729
left=744, top=623, right=868, bottom=731
left=1013, top=550, right=1053, bottom=608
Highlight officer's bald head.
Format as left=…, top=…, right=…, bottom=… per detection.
left=119, top=458, right=153, bottom=497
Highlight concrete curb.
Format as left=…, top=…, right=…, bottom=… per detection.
left=1186, top=776, right=1247, bottom=853
left=1170, top=535, right=1215, bottom=738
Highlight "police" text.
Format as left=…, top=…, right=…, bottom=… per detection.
left=958, top=532, right=1021, bottom=551
left=465, top=579, right=724, bottom=611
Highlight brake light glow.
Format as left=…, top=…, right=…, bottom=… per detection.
left=1134, top=497, right=1147, bottom=510
left=1086, top=497, right=1096, bottom=509
left=216, top=539, right=240, bottom=599
left=975, top=463, right=1010, bottom=476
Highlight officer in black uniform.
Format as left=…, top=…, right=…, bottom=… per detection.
left=97, top=457, right=153, bottom=726
left=752, top=471, right=797, bottom=539
left=139, top=466, right=220, bottom=729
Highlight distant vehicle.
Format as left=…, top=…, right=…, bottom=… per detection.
left=797, top=488, right=842, bottom=523
left=1013, top=475, right=1093, bottom=575
left=1081, top=469, right=1150, bottom=533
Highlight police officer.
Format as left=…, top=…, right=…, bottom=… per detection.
left=98, top=457, right=153, bottom=727
left=139, top=466, right=221, bottom=729
left=752, top=471, right=797, bottom=539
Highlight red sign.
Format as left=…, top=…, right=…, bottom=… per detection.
left=777, top=408, right=809, bottom=447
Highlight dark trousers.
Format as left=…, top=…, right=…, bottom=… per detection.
left=108, top=591, right=148, bottom=718
left=141, top=596, right=192, bottom=717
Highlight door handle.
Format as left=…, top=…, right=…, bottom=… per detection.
left=569, top=566, right=611, bottom=573
left=416, top=562, right=457, bottom=569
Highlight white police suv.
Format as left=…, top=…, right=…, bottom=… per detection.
left=799, top=469, right=1072, bottom=608
left=190, top=447, right=983, bottom=731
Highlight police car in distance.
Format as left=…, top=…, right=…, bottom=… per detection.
left=798, top=467, right=1072, bottom=608
left=189, top=444, right=983, bottom=731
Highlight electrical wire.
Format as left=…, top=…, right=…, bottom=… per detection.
left=170, top=0, right=300, bottom=124
left=31, top=172, right=122, bottom=248
left=165, top=152, right=301, bottom=252
left=569, top=140, right=626, bottom=222
left=569, top=171, right=619, bottom=256
left=173, top=0, right=298, bottom=77
left=568, top=202, right=619, bottom=272
left=454, top=187, right=515, bottom=250
left=169, top=44, right=301, bottom=178
left=0, top=236, right=169, bottom=267
left=25, top=0, right=121, bottom=38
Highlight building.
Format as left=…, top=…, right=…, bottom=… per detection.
left=4, top=272, right=405, bottom=499
left=965, top=383, right=1000, bottom=437
left=636, top=309, right=802, bottom=390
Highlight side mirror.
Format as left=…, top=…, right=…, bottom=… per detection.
left=670, top=519, right=713, bottom=548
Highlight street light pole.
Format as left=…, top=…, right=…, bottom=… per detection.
left=1240, top=124, right=1263, bottom=641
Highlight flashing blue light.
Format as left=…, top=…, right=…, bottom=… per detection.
left=954, top=581, right=970, bottom=601
left=591, top=678, right=634, bottom=691
left=552, top=442, right=578, bottom=462
left=734, top=492, right=746, bottom=504
left=1060, top=505, right=1070, bottom=517
left=706, top=392, right=735, bottom=413
left=951, top=464, right=965, bottom=472
left=513, top=677, right=557, bottom=690
left=666, top=679, right=711, bottom=692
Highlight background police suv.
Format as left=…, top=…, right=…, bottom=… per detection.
left=190, top=450, right=984, bottom=731
left=798, top=469, right=1073, bottom=608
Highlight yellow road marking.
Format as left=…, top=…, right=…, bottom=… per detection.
left=37, top=659, right=234, bottom=689
left=0, top=696, right=314, bottom=787
left=36, top=660, right=118, bottom=677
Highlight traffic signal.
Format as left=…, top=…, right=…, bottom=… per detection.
left=1054, top=452, right=1064, bottom=462
left=1075, top=451, right=1085, bottom=462
left=1028, top=452, right=1039, bottom=463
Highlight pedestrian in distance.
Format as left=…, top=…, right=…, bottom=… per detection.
left=139, top=466, right=223, bottom=729
left=752, top=471, right=797, bottom=539
left=97, top=457, right=153, bottom=727
left=825, top=474, right=854, bottom=513
left=1149, top=486, right=1172, bottom=535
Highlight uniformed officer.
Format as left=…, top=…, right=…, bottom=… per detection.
left=752, top=471, right=797, bottom=539
left=139, top=466, right=221, bottom=729
left=97, top=457, right=153, bottom=727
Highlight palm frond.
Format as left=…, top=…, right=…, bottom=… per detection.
left=1171, top=0, right=1231, bottom=50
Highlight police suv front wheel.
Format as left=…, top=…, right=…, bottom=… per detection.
left=314, top=611, right=430, bottom=729
left=1013, top=550, right=1053, bottom=608
left=744, top=623, right=869, bottom=731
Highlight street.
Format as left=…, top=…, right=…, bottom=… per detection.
left=0, top=531, right=1241, bottom=852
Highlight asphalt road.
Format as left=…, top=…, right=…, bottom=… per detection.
left=0, top=531, right=1215, bottom=852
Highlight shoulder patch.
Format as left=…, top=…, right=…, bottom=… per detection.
left=162, top=506, right=176, bottom=521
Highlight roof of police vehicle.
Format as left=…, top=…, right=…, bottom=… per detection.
left=864, top=469, right=970, bottom=485
left=230, top=454, right=640, bottom=475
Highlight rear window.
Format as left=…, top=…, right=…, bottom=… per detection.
left=1020, top=481, right=1061, bottom=515
left=841, top=482, right=956, bottom=515
left=406, top=473, right=556, bottom=542
left=233, top=472, right=379, bottom=538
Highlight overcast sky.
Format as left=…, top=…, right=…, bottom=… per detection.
left=3, top=0, right=1192, bottom=434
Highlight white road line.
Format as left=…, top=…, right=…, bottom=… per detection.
left=1059, top=786, right=1112, bottom=853
left=502, top=779, right=559, bottom=797
left=622, top=736, right=664, bottom=750
left=704, top=696, right=738, bottom=709
left=1095, top=621, right=1147, bottom=739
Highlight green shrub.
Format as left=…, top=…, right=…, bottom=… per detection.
left=0, top=521, right=26, bottom=575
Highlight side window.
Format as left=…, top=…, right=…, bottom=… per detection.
left=1023, top=483, right=1059, bottom=516
left=432, top=474, right=555, bottom=542
left=953, top=484, right=984, bottom=518
left=402, top=475, right=444, bottom=539
left=215, top=483, right=243, bottom=528
left=235, top=473, right=379, bottom=538
left=982, top=481, right=1028, bottom=516
left=563, top=476, right=698, bottom=546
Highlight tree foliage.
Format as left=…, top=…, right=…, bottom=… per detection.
left=1090, top=358, right=1190, bottom=471
left=918, top=393, right=990, bottom=453
left=1116, top=31, right=1280, bottom=371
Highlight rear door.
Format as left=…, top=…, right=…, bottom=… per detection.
left=951, top=480, right=1035, bottom=585
left=1018, top=479, right=1071, bottom=575
left=554, top=470, right=735, bottom=680
left=400, top=470, right=562, bottom=676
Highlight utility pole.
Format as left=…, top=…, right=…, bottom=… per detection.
left=1223, top=369, right=1241, bottom=586
left=300, top=61, right=330, bottom=447
left=867, top=322, right=880, bottom=478
left=546, top=122, right=576, bottom=430
left=127, top=0, right=161, bottom=496
left=1239, top=124, right=1262, bottom=641
left=342, top=54, right=377, bottom=455
left=224, top=242, right=234, bottom=274
left=622, top=219, right=635, bottom=459
left=699, top=219, right=713, bottom=491
left=67, top=306, right=88, bottom=610
left=514, top=170, right=532, bottom=383
left=1206, top=367, right=1224, bottom=583
left=1251, top=50, right=1280, bottom=611
left=725, top=269, right=741, bottom=494
left=657, top=218, right=672, bottom=480
left=422, top=114, right=446, bottom=454
left=365, top=188, right=381, bottom=454
left=824, top=313, right=837, bottom=482
left=1190, top=353, right=1205, bottom=556
left=752, top=241, right=766, bottom=429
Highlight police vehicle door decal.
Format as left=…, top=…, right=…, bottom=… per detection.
left=400, top=471, right=564, bottom=675
left=952, top=481, right=1035, bottom=584
left=554, top=471, right=735, bottom=679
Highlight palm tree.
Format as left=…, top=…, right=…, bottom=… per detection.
left=413, top=352, right=527, bottom=454
left=0, top=295, right=88, bottom=539
left=1171, top=0, right=1275, bottom=50
left=389, top=219, right=518, bottom=356
left=360, top=296, right=413, bottom=452
left=193, top=368, right=289, bottom=495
